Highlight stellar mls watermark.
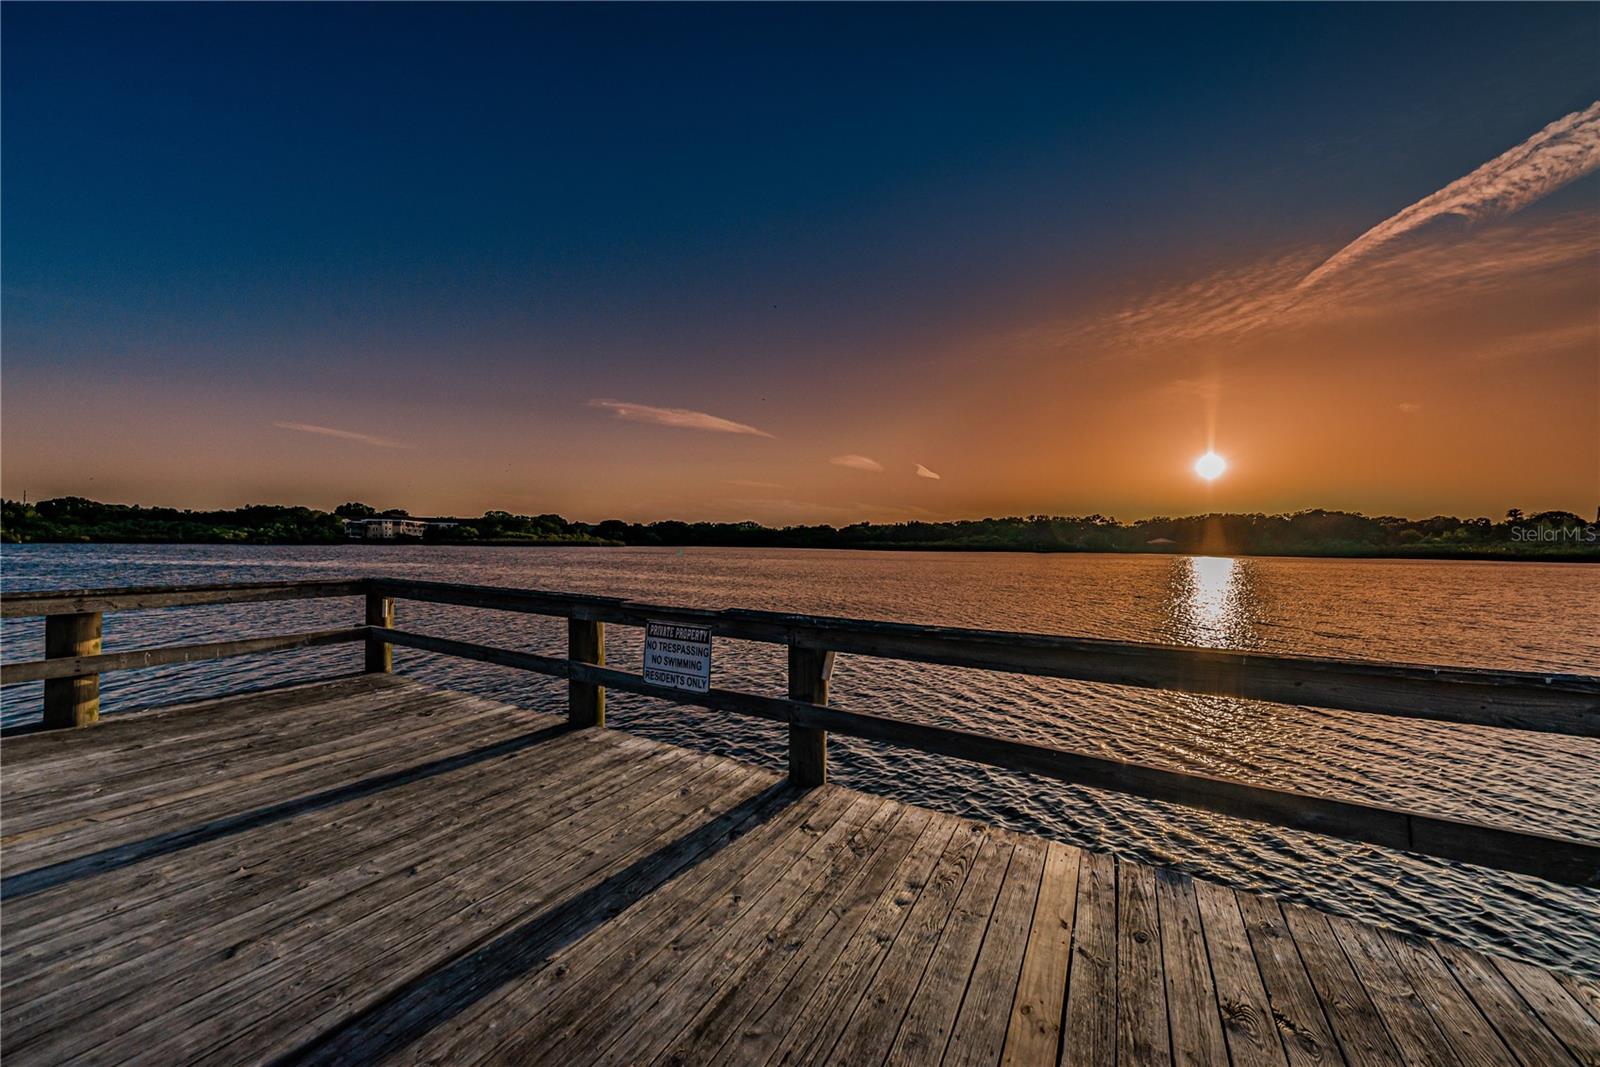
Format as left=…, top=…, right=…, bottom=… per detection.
left=1510, top=524, right=1598, bottom=542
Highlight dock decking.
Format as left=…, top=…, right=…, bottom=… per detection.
left=2, top=675, right=1596, bottom=1066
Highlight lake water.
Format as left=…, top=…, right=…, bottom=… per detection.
left=3, top=543, right=1597, bottom=977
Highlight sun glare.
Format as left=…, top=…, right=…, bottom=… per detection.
left=1194, top=451, right=1227, bottom=481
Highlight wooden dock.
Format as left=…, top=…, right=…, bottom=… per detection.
left=1, top=674, right=1593, bottom=1066
left=3, top=579, right=1598, bottom=1064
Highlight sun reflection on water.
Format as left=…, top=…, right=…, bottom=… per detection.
left=1168, top=555, right=1257, bottom=649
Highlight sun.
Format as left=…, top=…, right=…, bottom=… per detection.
left=1193, top=451, right=1227, bottom=481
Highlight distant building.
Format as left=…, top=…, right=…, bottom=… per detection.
left=343, top=518, right=431, bottom=540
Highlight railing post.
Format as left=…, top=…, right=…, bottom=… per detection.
left=788, top=645, right=832, bottom=787
left=365, top=593, right=394, bottom=673
left=43, top=611, right=102, bottom=729
left=568, top=617, right=605, bottom=727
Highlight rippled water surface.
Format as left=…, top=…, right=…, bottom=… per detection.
left=4, top=544, right=1597, bottom=975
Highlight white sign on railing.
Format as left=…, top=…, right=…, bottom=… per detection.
left=643, top=621, right=712, bottom=693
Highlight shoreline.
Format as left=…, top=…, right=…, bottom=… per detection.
left=6, top=538, right=1597, bottom=563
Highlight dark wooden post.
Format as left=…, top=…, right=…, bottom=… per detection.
left=365, top=594, right=394, bottom=673
left=43, top=612, right=102, bottom=729
left=788, top=645, right=833, bottom=787
left=568, top=618, right=605, bottom=727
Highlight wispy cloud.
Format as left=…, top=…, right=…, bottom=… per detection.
left=1397, top=401, right=1423, bottom=414
left=914, top=464, right=942, bottom=480
left=830, top=454, right=884, bottom=473
left=1300, top=101, right=1600, bottom=289
left=589, top=399, right=774, bottom=438
left=1091, top=214, right=1599, bottom=347
left=272, top=421, right=412, bottom=449
left=1471, top=322, right=1600, bottom=362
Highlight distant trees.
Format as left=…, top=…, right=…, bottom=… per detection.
left=1, top=499, right=345, bottom=544
left=0, top=498, right=1592, bottom=557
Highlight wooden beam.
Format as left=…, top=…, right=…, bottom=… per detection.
left=2, top=628, right=368, bottom=686
left=0, top=580, right=366, bottom=618
left=369, top=578, right=1600, bottom=734
left=567, top=618, right=605, bottom=728
left=788, top=645, right=832, bottom=787
left=365, top=595, right=394, bottom=673
left=780, top=622, right=1600, bottom=736
left=11, top=579, right=1593, bottom=736
left=42, top=612, right=101, bottom=729
left=366, top=578, right=626, bottom=623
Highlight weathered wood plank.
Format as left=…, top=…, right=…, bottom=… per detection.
left=489, top=790, right=869, bottom=1066
left=625, top=799, right=908, bottom=1067
left=1235, top=892, right=1343, bottom=1065
left=1376, top=927, right=1517, bottom=1066
left=0, top=688, right=549, bottom=878
left=0, top=683, right=507, bottom=838
left=941, top=835, right=1048, bottom=1067
left=292, top=767, right=807, bottom=1067
left=1, top=579, right=365, bottom=618
left=1000, top=840, right=1081, bottom=1066
left=1195, top=878, right=1289, bottom=1067
left=1278, top=903, right=1404, bottom=1067
left=753, top=817, right=960, bottom=1066
left=1117, top=861, right=1172, bottom=1066
left=3, top=739, right=710, bottom=1060
left=577, top=796, right=900, bottom=1067
left=1, top=626, right=368, bottom=686
left=813, top=821, right=990, bottom=1065
left=1490, top=955, right=1600, bottom=1066
left=0, top=674, right=407, bottom=763
left=1556, top=972, right=1600, bottom=1029
left=1326, top=914, right=1455, bottom=1067
left=1, top=690, right=531, bottom=871
left=1, top=728, right=636, bottom=997
left=880, top=833, right=1015, bottom=1067
left=1432, top=940, right=1578, bottom=1067
left=654, top=805, right=939, bottom=1067
left=1, top=724, right=618, bottom=958
left=1155, top=869, right=1230, bottom=1067
left=1060, top=847, right=1117, bottom=1066
left=0, top=678, right=420, bottom=799
left=175, top=758, right=767, bottom=1067
left=26, top=754, right=751, bottom=1064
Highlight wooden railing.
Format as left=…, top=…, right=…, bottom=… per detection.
left=3, top=578, right=1597, bottom=887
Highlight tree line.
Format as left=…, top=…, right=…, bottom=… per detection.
left=3, top=496, right=1594, bottom=559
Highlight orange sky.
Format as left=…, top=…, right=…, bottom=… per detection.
left=8, top=199, right=1595, bottom=525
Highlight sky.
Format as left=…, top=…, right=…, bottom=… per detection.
left=3, top=4, right=1597, bottom=524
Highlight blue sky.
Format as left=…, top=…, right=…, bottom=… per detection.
left=4, top=4, right=1597, bottom=520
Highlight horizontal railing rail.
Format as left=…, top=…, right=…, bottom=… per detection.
left=0, top=579, right=367, bottom=618
left=365, top=578, right=1600, bottom=736
left=0, top=628, right=368, bottom=685
left=3, top=578, right=1597, bottom=887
